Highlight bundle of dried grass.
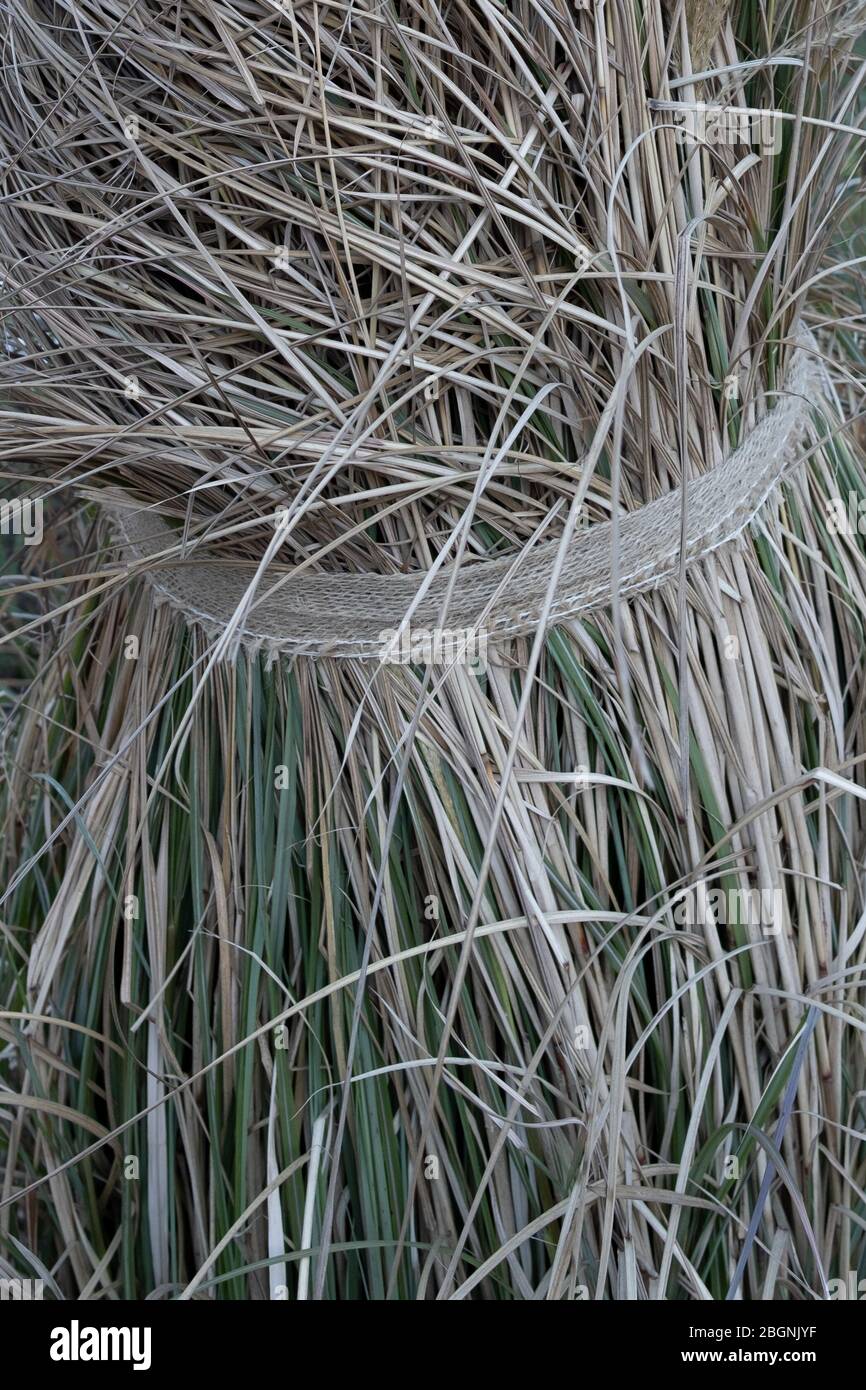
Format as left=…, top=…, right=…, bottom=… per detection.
left=1, top=0, right=865, bottom=1300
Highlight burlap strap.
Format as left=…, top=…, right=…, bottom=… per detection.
left=102, top=341, right=817, bottom=659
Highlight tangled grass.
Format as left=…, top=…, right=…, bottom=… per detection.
left=1, top=0, right=865, bottom=1299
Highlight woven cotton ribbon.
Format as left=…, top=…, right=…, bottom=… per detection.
left=102, top=339, right=818, bottom=660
